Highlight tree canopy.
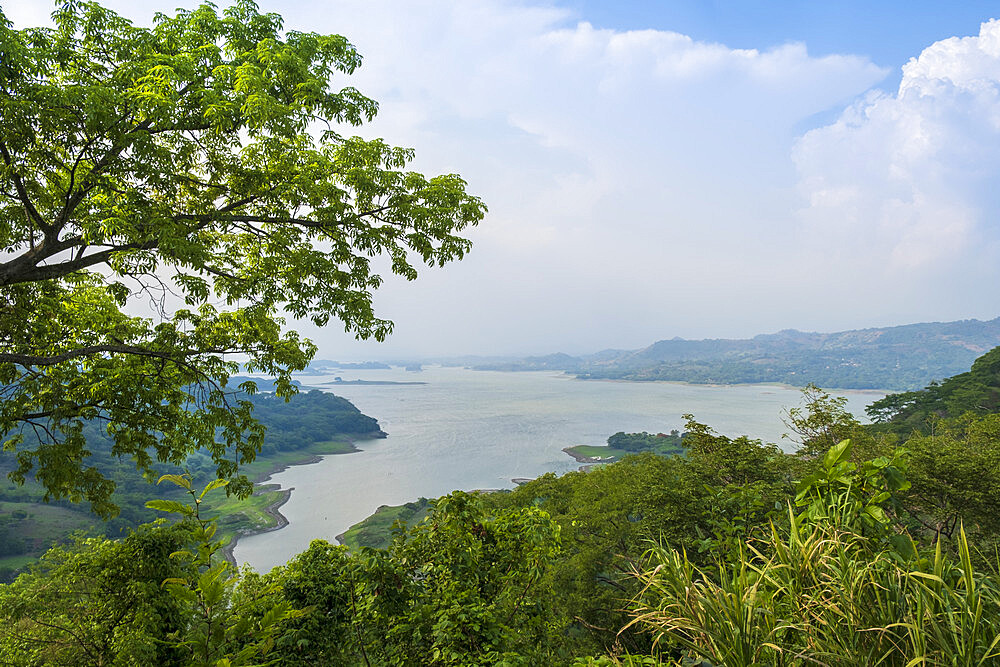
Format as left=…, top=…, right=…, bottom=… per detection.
left=0, top=0, right=486, bottom=516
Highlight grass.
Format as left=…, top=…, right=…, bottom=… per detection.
left=627, top=515, right=1000, bottom=666
left=339, top=498, right=432, bottom=550
left=238, top=438, right=358, bottom=483
left=204, top=487, right=288, bottom=545
left=565, top=444, right=630, bottom=462
left=566, top=441, right=686, bottom=463
left=0, top=501, right=100, bottom=568
left=0, top=554, right=38, bottom=571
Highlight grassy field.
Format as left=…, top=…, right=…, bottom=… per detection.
left=206, top=487, right=288, bottom=545
left=0, top=554, right=38, bottom=571
left=0, top=501, right=101, bottom=570
left=563, top=444, right=629, bottom=462
left=238, top=438, right=358, bottom=482
left=0, top=437, right=364, bottom=574
left=339, top=498, right=432, bottom=550
left=564, top=441, right=686, bottom=463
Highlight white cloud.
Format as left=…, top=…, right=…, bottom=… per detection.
left=10, top=1, right=1000, bottom=357
left=315, top=1, right=891, bottom=354
left=794, top=20, right=1000, bottom=276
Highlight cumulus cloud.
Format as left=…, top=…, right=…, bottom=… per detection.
left=795, top=20, right=1000, bottom=275
left=10, top=1, right=998, bottom=356
left=307, top=1, right=891, bottom=353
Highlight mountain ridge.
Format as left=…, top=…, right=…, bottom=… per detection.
left=472, top=317, right=1000, bottom=390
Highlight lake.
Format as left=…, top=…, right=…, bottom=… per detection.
left=234, top=367, right=884, bottom=571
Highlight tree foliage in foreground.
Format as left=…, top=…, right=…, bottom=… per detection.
left=6, top=387, right=1000, bottom=664
left=0, top=0, right=485, bottom=516
left=621, top=440, right=1000, bottom=667
left=0, top=487, right=563, bottom=666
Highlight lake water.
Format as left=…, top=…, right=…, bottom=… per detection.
left=234, top=367, right=884, bottom=571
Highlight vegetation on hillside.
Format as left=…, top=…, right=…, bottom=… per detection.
left=473, top=318, right=1000, bottom=390
left=867, top=346, right=1000, bottom=433
left=4, top=1, right=1000, bottom=664
left=0, top=389, right=382, bottom=578
left=7, top=349, right=1000, bottom=663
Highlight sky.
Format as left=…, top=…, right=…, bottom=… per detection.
left=6, top=1, right=1000, bottom=359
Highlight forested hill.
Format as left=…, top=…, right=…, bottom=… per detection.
left=473, top=317, right=1000, bottom=390
left=866, top=346, right=1000, bottom=433
left=0, top=389, right=385, bottom=564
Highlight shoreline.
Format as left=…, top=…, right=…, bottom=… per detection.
left=220, top=434, right=379, bottom=567
left=561, top=446, right=611, bottom=464
left=561, top=446, right=602, bottom=463
left=566, top=374, right=889, bottom=395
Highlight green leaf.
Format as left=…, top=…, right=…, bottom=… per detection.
left=156, top=474, right=193, bottom=491
left=145, top=499, right=194, bottom=516
left=863, top=505, right=887, bottom=524
left=199, top=478, right=229, bottom=500
left=823, top=439, right=852, bottom=471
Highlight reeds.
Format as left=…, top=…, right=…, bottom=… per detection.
left=625, top=512, right=1000, bottom=666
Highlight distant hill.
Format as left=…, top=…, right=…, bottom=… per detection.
left=472, top=353, right=583, bottom=372
left=475, top=318, right=1000, bottom=391
left=300, top=360, right=391, bottom=373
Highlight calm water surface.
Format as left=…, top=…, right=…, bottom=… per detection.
left=234, top=367, right=883, bottom=571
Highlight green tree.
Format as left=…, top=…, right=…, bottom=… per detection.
left=901, top=413, right=1000, bottom=541
left=866, top=347, right=1000, bottom=434
left=0, top=1, right=485, bottom=516
left=223, top=491, right=563, bottom=666
left=0, top=524, right=191, bottom=666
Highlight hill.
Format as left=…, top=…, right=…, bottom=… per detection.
left=866, top=346, right=1000, bottom=433
left=472, top=318, right=1000, bottom=390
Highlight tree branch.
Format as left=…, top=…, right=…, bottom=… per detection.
left=0, top=140, right=47, bottom=229
left=0, top=344, right=231, bottom=368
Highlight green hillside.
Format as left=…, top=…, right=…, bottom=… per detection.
left=473, top=317, right=1000, bottom=390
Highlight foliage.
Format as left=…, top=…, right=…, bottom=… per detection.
left=273, top=491, right=564, bottom=666
left=6, top=378, right=1000, bottom=664
left=606, top=430, right=684, bottom=455
left=0, top=523, right=191, bottom=666
left=0, top=474, right=302, bottom=666
left=486, top=419, right=793, bottom=658
left=625, top=503, right=1000, bottom=666
left=793, top=438, right=909, bottom=537
left=900, top=413, right=1000, bottom=541
left=0, top=0, right=485, bottom=516
left=613, top=422, right=1000, bottom=666
left=0, top=388, right=382, bottom=547
left=148, top=473, right=303, bottom=666
left=783, top=384, right=861, bottom=455
left=0, top=488, right=563, bottom=666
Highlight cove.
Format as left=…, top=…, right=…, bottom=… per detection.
left=234, top=367, right=883, bottom=571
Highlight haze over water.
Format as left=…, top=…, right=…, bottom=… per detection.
left=235, top=367, right=883, bottom=571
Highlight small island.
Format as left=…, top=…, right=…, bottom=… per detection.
left=321, top=378, right=427, bottom=386
left=563, top=430, right=685, bottom=463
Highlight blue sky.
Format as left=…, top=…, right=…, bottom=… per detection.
left=7, top=1, right=1000, bottom=357
left=571, top=1, right=995, bottom=62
